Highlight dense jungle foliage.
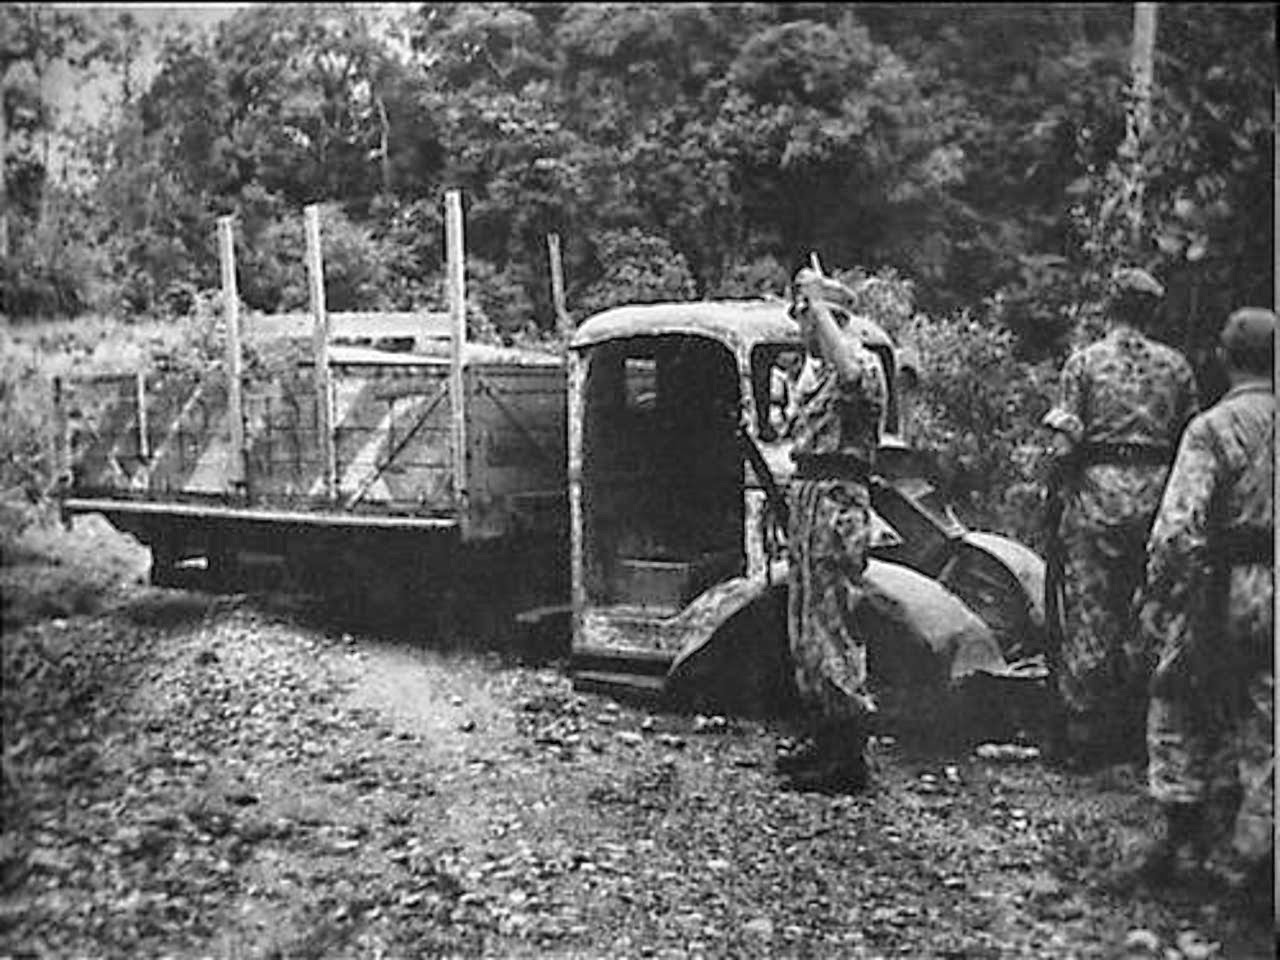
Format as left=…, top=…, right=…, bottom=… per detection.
left=1, top=3, right=1274, bottom=538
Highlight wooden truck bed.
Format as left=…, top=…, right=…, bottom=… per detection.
left=52, top=195, right=571, bottom=636
left=58, top=193, right=568, bottom=548
left=57, top=340, right=567, bottom=542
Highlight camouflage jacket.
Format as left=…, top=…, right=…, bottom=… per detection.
left=1043, top=325, right=1199, bottom=525
left=1142, top=382, right=1274, bottom=657
left=791, top=337, right=886, bottom=465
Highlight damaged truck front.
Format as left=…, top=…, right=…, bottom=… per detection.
left=567, top=300, right=1048, bottom=735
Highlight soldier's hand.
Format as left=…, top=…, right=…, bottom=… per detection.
left=794, top=269, right=856, bottom=309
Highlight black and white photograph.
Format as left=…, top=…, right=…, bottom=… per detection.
left=1, top=3, right=1275, bottom=957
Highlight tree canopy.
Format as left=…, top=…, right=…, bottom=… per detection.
left=1, top=2, right=1273, bottom=366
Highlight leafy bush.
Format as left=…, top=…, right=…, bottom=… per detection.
left=831, top=266, right=918, bottom=340
left=575, top=228, right=698, bottom=316
left=0, top=330, right=55, bottom=511
left=707, top=255, right=788, bottom=300
left=112, top=233, right=204, bottom=319
left=0, top=241, right=95, bottom=320
left=464, top=258, right=538, bottom=341
left=237, top=203, right=396, bottom=314
left=986, top=254, right=1096, bottom=361
left=897, top=308, right=1057, bottom=547
left=370, top=196, right=445, bottom=311
left=404, top=257, right=536, bottom=346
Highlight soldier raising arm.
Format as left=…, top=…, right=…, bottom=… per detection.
left=774, top=267, right=887, bottom=793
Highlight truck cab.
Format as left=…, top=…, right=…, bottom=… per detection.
left=567, top=299, right=1046, bottom=719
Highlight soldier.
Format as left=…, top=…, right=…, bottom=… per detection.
left=775, top=267, right=887, bottom=792
left=1130, top=307, right=1274, bottom=899
left=1041, top=267, right=1199, bottom=770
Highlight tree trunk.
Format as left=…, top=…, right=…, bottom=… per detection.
left=28, top=6, right=47, bottom=235
left=1124, top=2, right=1158, bottom=250
left=376, top=94, right=391, bottom=196
left=0, top=73, right=9, bottom=260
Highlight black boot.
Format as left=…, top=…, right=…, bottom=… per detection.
left=780, top=720, right=870, bottom=794
left=783, top=756, right=868, bottom=794
left=776, top=737, right=824, bottom=775
left=777, top=718, right=835, bottom=778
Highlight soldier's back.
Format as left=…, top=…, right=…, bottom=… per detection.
left=1195, top=384, right=1273, bottom=527
left=1075, top=331, right=1197, bottom=446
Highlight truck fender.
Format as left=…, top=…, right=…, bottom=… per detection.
left=665, top=571, right=793, bottom=718
left=667, top=558, right=1013, bottom=717
left=857, top=558, right=1008, bottom=687
left=939, top=532, right=1047, bottom=662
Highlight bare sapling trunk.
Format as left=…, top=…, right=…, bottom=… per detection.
left=1124, top=2, right=1158, bottom=250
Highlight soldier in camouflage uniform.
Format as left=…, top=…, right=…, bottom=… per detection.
left=775, top=268, right=886, bottom=793
left=1041, top=268, right=1199, bottom=769
left=1129, top=307, right=1274, bottom=897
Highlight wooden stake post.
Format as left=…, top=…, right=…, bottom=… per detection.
left=552, top=231, right=584, bottom=631
left=135, top=370, right=150, bottom=463
left=217, top=216, right=246, bottom=492
left=305, top=205, right=337, bottom=500
left=445, top=190, right=468, bottom=532
left=51, top=375, right=67, bottom=495
left=547, top=232, right=571, bottom=341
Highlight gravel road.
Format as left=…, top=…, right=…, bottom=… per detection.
left=0, top=516, right=1271, bottom=958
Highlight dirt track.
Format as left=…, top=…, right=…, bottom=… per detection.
left=0, top=516, right=1272, bottom=958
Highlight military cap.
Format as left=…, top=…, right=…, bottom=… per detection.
left=1109, top=266, right=1165, bottom=299
left=1220, top=307, right=1276, bottom=355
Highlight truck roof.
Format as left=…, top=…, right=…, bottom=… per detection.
left=569, top=299, right=894, bottom=353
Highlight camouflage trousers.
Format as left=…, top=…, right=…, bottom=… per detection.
left=1054, top=515, right=1152, bottom=752
left=1147, top=563, right=1275, bottom=865
left=1148, top=672, right=1273, bottom=863
left=787, top=478, right=876, bottom=725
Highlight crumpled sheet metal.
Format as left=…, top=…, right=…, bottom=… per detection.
left=858, top=559, right=1008, bottom=685
left=664, top=556, right=1031, bottom=717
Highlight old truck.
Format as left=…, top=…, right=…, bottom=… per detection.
left=54, top=193, right=569, bottom=635
left=53, top=185, right=1048, bottom=732
left=565, top=298, right=1049, bottom=730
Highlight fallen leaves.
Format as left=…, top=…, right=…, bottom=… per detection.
left=1, top=572, right=1272, bottom=958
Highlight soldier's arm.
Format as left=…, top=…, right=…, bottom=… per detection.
left=1175, top=356, right=1201, bottom=431
left=1146, top=416, right=1219, bottom=594
left=792, top=272, right=887, bottom=425
left=793, top=294, right=864, bottom=385
left=1143, top=415, right=1223, bottom=689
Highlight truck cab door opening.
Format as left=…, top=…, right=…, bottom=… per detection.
left=580, top=335, right=746, bottom=615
